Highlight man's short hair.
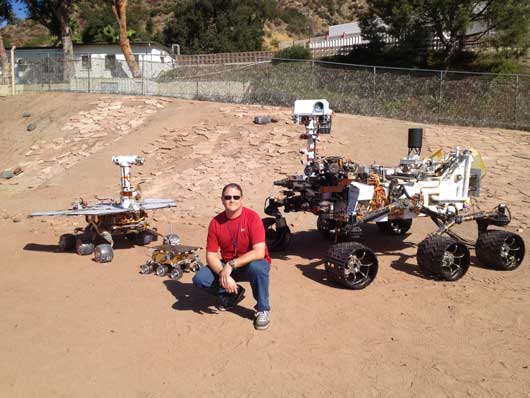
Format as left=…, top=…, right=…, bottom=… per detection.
left=222, top=183, right=243, bottom=197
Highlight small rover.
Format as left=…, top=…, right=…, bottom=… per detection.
left=139, top=234, right=204, bottom=280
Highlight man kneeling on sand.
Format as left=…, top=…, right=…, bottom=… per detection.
left=192, top=183, right=272, bottom=330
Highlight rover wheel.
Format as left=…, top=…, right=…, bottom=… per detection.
left=139, top=261, right=156, bottom=275
left=325, top=242, right=378, bottom=290
left=262, top=217, right=291, bottom=251
left=169, top=266, right=184, bottom=280
left=475, top=230, right=525, bottom=271
left=94, top=243, right=114, bottom=263
left=190, top=261, right=205, bottom=272
left=316, top=214, right=333, bottom=239
left=75, top=236, right=94, bottom=256
left=417, top=236, right=470, bottom=281
left=135, top=231, right=154, bottom=246
left=155, top=264, right=169, bottom=277
left=58, top=234, right=76, bottom=252
left=376, top=219, right=412, bottom=235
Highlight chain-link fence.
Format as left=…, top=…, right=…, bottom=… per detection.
left=7, top=54, right=530, bottom=131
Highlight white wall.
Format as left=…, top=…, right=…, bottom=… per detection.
left=329, top=22, right=362, bottom=37
left=11, top=44, right=175, bottom=81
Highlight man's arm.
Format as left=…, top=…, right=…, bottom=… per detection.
left=206, top=251, right=224, bottom=275
left=218, top=243, right=264, bottom=294
left=209, top=251, right=239, bottom=294
left=229, top=242, right=266, bottom=269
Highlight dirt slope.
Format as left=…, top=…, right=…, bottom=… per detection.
left=0, top=93, right=529, bottom=397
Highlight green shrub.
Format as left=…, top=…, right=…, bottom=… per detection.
left=473, top=54, right=526, bottom=74
left=274, top=46, right=312, bottom=61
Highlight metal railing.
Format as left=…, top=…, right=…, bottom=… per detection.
left=174, top=51, right=275, bottom=65
left=5, top=54, right=530, bottom=131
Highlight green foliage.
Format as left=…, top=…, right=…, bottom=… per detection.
left=274, top=45, right=312, bottom=61
left=78, top=0, right=114, bottom=43
left=472, top=54, right=526, bottom=75
left=22, top=1, right=69, bottom=38
left=326, top=46, right=528, bottom=74
left=101, top=24, right=136, bottom=43
left=279, top=7, right=309, bottom=36
left=163, top=0, right=277, bottom=54
left=325, top=46, right=428, bottom=68
left=358, top=0, right=530, bottom=68
left=79, top=0, right=154, bottom=43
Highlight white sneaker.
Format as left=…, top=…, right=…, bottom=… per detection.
left=254, top=311, right=271, bottom=330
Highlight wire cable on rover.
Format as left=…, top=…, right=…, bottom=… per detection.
left=263, top=100, right=525, bottom=289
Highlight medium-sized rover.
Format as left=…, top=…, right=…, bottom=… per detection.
left=30, top=156, right=176, bottom=263
left=263, top=99, right=525, bottom=289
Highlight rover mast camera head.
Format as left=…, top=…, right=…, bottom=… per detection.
left=293, top=99, right=331, bottom=122
left=112, top=155, right=145, bottom=167
left=292, top=99, right=333, bottom=134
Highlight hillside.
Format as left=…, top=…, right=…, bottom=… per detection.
left=1, top=0, right=360, bottom=50
left=1, top=19, right=55, bottom=48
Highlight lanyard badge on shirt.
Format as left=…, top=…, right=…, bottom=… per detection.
left=227, top=218, right=241, bottom=258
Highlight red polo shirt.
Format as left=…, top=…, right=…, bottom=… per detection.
left=206, top=207, right=271, bottom=264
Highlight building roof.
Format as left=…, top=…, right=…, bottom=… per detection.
left=6, top=41, right=173, bottom=54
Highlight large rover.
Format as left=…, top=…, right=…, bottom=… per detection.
left=30, top=156, right=177, bottom=263
left=263, top=99, right=525, bottom=289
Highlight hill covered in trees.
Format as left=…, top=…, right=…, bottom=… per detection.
left=2, top=0, right=358, bottom=50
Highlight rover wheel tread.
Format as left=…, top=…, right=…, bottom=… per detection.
left=417, top=235, right=470, bottom=281
left=135, top=231, right=154, bottom=246
left=169, top=266, right=184, bottom=280
left=59, top=234, right=76, bottom=252
left=475, top=230, right=525, bottom=271
left=325, top=242, right=378, bottom=290
left=263, top=217, right=291, bottom=252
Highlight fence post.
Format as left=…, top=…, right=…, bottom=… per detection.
left=195, top=56, right=199, bottom=99
left=372, top=66, right=376, bottom=112
left=47, top=53, right=51, bottom=92
left=514, top=75, right=519, bottom=129
left=140, top=56, right=144, bottom=95
left=311, top=59, right=315, bottom=92
left=87, top=56, right=91, bottom=93
left=438, top=70, right=443, bottom=123
left=10, top=46, right=16, bottom=96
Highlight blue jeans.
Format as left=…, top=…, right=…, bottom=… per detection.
left=192, top=259, right=270, bottom=312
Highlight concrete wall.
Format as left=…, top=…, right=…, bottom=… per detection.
left=0, top=84, right=10, bottom=96
left=10, top=79, right=249, bottom=101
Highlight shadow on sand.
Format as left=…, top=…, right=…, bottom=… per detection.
left=163, top=280, right=255, bottom=320
left=270, top=223, right=434, bottom=286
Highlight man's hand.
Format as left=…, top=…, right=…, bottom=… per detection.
left=219, top=267, right=238, bottom=294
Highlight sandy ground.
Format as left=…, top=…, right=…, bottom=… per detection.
left=0, top=93, right=529, bottom=397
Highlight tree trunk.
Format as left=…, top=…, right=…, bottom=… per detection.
left=56, top=1, right=74, bottom=81
left=0, top=30, right=10, bottom=84
left=111, top=0, right=141, bottom=78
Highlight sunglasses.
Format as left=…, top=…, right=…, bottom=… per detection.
left=223, top=195, right=241, bottom=201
